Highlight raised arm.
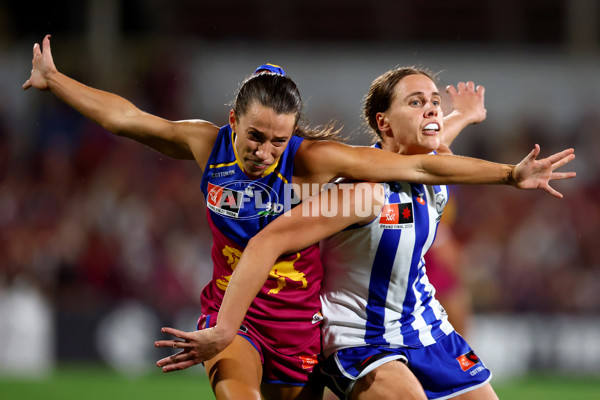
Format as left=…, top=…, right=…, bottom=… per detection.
left=154, top=183, right=383, bottom=371
left=295, top=140, right=575, bottom=198
left=441, top=81, right=486, bottom=149
left=23, top=35, right=219, bottom=167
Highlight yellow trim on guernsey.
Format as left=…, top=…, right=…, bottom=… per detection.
left=204, top=129, right=288, bottom=183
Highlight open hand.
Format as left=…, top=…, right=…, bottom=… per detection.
left=513, top=145, right=576, bottom=198
left=446, top=81, right=486, bottom=125
left=155, top=326, right=232, bottom=373
left=23, top=34, right=57, bottom=91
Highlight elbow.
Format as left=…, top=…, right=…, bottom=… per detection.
left=98, top=117, right=124, bottom=136
left=246, top=234, right=283, bottom=262
left=246, top=235, right=266, bottom=254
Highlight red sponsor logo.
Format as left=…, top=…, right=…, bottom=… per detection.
left=379, top=202, right=413, bottom=225
left=456, top=351, right=480, bottom=372
left=299, top=354, right=318, bottom=370
left=379, top=204, right=400, bottom=225
left=207, top=182, right=224, bottom=207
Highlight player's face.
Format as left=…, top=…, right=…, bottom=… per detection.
left=378, top=74, right=444, bottom=155
left=230, top=102, right=296, bottom=179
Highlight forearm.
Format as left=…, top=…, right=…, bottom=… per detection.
left=213, top=241, right=280, bottom=340
left=301, top=142, right=515, bottom=187
left=46, top=71, right=140, bottom=134
left=45, top=71, right=204, bottom=159
left=442, top=110, right=471, bottom=148
left=417, top=154, right=515, bottom=185
left=339, top=146, right=515, bottom=186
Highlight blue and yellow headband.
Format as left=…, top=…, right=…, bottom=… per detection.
left=254, top=63, right=286, bottom=76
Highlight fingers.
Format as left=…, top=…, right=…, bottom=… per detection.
left=445, top=81, right=485, bottom=104
left=524, top=144, right=541, bottom=162
left=543, top=184, right=563, bottom=199
left=43, top=34, right=52, bottom=55
left=155, top=327, right=193, bottom=351
left=476, top=85, right=485, bottom=97
left=447, top=81, right=484, bottom=94
left=23, top=41, right=43, bottom=90
left=545, top=148, right=575, bottom=165
left=160, top=359, right=197, bottom=373
left=33, top=42, right=41, bottom=57
left=445, top=84, right=457, bottom=97
left=156, top=351, right=186, bottom=366
left=156, top=349, right=200, bottom=373
left=154, top=339, right=192, bottom=349
left=160, top=326, right=187, bottom=339
left=156, top=350, right=190, bottom=366
left=550, top=171, right=576, bottom=180
left=551, top=154, right=575, bottom=171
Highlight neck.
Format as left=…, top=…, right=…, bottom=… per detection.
left=379, top=138, right=403, bottom=154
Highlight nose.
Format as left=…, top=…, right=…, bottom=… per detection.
left=255, top=142, right=272, bottom=161
left=424, top=101, right=439, bottom=117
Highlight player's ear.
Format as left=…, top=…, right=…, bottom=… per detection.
left=376, top=112, right=389, bottom=133
left=229, top=110, right=236, bottom=131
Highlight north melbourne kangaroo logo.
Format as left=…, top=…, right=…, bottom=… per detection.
left=435, top=192, right=447, bottom=214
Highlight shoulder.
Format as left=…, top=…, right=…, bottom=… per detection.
left=173, top=119, right=221, bottom=166
left=177, top=119, right=221, bottom=139
left=297, top=138, right=349, bottom=155
left=294, top=139, right=354, bottom=177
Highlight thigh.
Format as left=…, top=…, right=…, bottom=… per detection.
left=203, top=335, right=263, bottom=400
left=454, top=383, right=498, bottom=400
left=261, top=354, right=326, bottom=400
left=351, top=361, right=427, bottom=400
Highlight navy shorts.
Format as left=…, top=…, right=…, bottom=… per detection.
left=319, top=331, right=492, bottom=399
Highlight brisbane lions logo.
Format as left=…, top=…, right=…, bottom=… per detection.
left=216, top=245, right=307, bottom=294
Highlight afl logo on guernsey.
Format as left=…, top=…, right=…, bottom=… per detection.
left=379, top=202, right=414, bottom=229
left=207, top=180, right=284, bottom=219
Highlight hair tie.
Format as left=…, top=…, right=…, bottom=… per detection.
left=254, top=63, right=286, bottom=76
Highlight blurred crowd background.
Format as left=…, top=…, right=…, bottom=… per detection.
left=1, top=0, right=599, bottom=380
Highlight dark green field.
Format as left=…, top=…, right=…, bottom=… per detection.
left=1, top=365, right=599, bottom=399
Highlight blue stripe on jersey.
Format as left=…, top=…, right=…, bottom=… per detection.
left=399, top=184, right=431, bottom=344
left=412, top=184, right=448, bottom=337
left=420, top=184, right=446, bottom=334
left=364, top=191, right=401, bottom=345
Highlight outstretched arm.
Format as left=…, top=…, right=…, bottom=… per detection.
left=296, top=141, right=575, bottom=198
left=441, top=81, right=486, bottom=149
left=154, top=183, right=383, bottom=372
left=23, top=35, right=219, bottom=165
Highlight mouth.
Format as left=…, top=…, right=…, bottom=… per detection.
left=249, top=160, right=269, bottom=169
left=422, top=122, right=440, bottom=135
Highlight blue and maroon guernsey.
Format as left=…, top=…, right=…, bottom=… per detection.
left=200, top=125, right=302, bottom=247
left=199, top=125, right=323, bottom=358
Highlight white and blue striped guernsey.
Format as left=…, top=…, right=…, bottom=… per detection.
left=319, top=179, right=454, bottom=357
